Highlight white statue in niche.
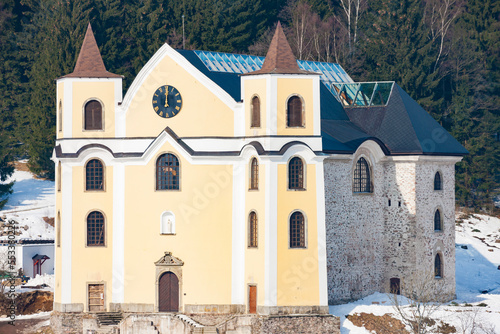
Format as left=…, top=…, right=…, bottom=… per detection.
left=161, top=211, right=175, bottom=234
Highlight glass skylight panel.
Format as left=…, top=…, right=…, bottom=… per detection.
left=190, top=50, right=397, bottom=105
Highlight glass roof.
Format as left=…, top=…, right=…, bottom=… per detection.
left=194, top=50, right=354, bottom=87
left=331, top=82, right=394, bottom=107
left=193, top=50, right=392, bottom=106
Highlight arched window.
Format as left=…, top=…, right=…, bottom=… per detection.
left=353, top=157, right=372, bottom=193
left=57, top=161, right=61, bottom=192
left=434, top=209, right=442, bottom=231
left=85, top=159, right=104, bottom=191
left=434, top=253, right=443, bottom=278
left=87, top=211, right=105, bottom=246
left=287, top=96, right=303, bottom=127
left=248, top=211, right=258, bottom=248
left=251, top=96, right=260, bottom=128
left=288, top=157, right=304, bottom=190
left=58, top=100, right=63, bottom=132
left=289, top=212, right=306, bottom=248
left=84, top=100, right=103, bottom=130
left=156, top=153, right=180, bottom=190
left=434, top=172, right=442, bottom=190
left=57, top=211, right=61, bottom=248
left=250, top=158, right=259, bottom=190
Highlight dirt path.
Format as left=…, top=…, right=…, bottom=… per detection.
left=0, top=314, right=51, bottom=334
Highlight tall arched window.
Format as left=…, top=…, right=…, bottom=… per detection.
left=57, top=211, right=61, bottom=248
left=287, top=96, right=303, bottom=127
left=248, top=211, right=258, bottom=248
left=250, top=158, right=259, bottom=190
left=434, top=172, right=442, bottom=190
left=289, top=211, right=306, bottom=248
left=353, top=157, right=372, bottom=193
left=87, top=211, right=105, bottom=246
left=288, top=157, right=304, bottom=190
left=251, top=96, right=260, bottom=128
left=84, top=100, right=103, bottom=130
left=85, top=159, right=104, bottom=191
left=57, top=161, right=61, bottom=192
left=58, top=100, right=63, bottom=132
left=434, top=209, right=442, bottom=231
left=434, top=253, right=443, bottom=278
left=156, top=153, right=180, bottom=190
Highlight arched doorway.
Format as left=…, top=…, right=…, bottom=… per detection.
left=159, top=272, right=179, bottom=312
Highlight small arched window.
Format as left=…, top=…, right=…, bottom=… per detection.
left=85, top=159, right=104, bottom=191
left=289, top=211, right=306, bottom=248
left=84, top=100, right=103, bottom=130
left=156, top=153, right=180, bottom=190
left=58, top=100, right=63, bottom=132
left=87, top=211, right=105, bottom=246
left=287, top=96, right=303, bottom=127
left=434, top=209, right=442, bottom=231
left=434, top=172, right=442, bottom=190
left=250, top=158, right=259, bottom=190
left=353, top=157, right=372, bottom=193
left=434, top=253, right=443, bottom=278
left=248, top=211, right=258, bottom=248
left=251, top=96, right=260, bottom=128
left=288, top=157, right=304, bottom=190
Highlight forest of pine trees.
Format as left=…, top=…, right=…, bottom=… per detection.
left=0, top=0, right=498, bottom=211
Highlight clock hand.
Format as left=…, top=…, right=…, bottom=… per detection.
left=164, top=91, right=169, bottom=107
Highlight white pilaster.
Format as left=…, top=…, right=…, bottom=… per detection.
left=264, top=161, right=278, bottom=305
left=315, top=162, right=328, bottom=306
left=231, top=162, right=246, bottom=304
left=61, top=163, right=72, bottom=303
left=112, top=162, right=125, bottom=303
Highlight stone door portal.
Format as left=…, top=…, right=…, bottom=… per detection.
left=159, top=272, right=179, bottom=312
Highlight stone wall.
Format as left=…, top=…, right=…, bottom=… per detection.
left=414, top=161, right=456, bottom=299
left=325, top=150, right=457, bottom=304
left=324, top=153, right=385, bottom=304
left=51, top=311, right=93, bottom=334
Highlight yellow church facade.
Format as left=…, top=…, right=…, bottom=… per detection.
left=53, top=23, right=328, bottom=315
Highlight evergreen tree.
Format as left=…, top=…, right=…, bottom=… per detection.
left=0, top=0, right=17, bottom=208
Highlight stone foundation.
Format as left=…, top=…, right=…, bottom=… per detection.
left=184, top=304, right=245, bottom=314
left=51, top=311, right=340, bottom=334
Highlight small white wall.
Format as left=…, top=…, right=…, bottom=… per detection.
left=20, top=244, right=55, bottom=278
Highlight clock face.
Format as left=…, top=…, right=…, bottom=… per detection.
left=152, top=85, right=183, bottom=118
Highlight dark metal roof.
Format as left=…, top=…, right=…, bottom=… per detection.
left=344, top=84, right=468, bottom=156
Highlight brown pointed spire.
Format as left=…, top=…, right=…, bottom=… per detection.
left=244, top=22, right=315, bottom=75
left=63, top=23, right=121, bottom=78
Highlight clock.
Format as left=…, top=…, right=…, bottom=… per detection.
left=152, top=85, right=183, bottom=118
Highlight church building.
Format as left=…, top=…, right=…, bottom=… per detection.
left=52, top=22, right=466, bottom=333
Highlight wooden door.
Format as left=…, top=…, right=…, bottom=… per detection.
left=249, top=286, right=257, bottom=314
left=88, top=284, right=105, bottom=312
left=159, top=272, right=179, bottom=312
left=390, top=278, right=400, bottom=295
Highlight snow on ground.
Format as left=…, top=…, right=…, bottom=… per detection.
left=0, top=166, right=55, bottom=240
left=330, top=213, right=500, bottom=333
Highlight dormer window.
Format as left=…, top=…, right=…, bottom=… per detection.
left=287, top=95, right=304, bottom=127
left=251, top=96, right=260, bottom=128
left=84, top=100, right=103, bottom=130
